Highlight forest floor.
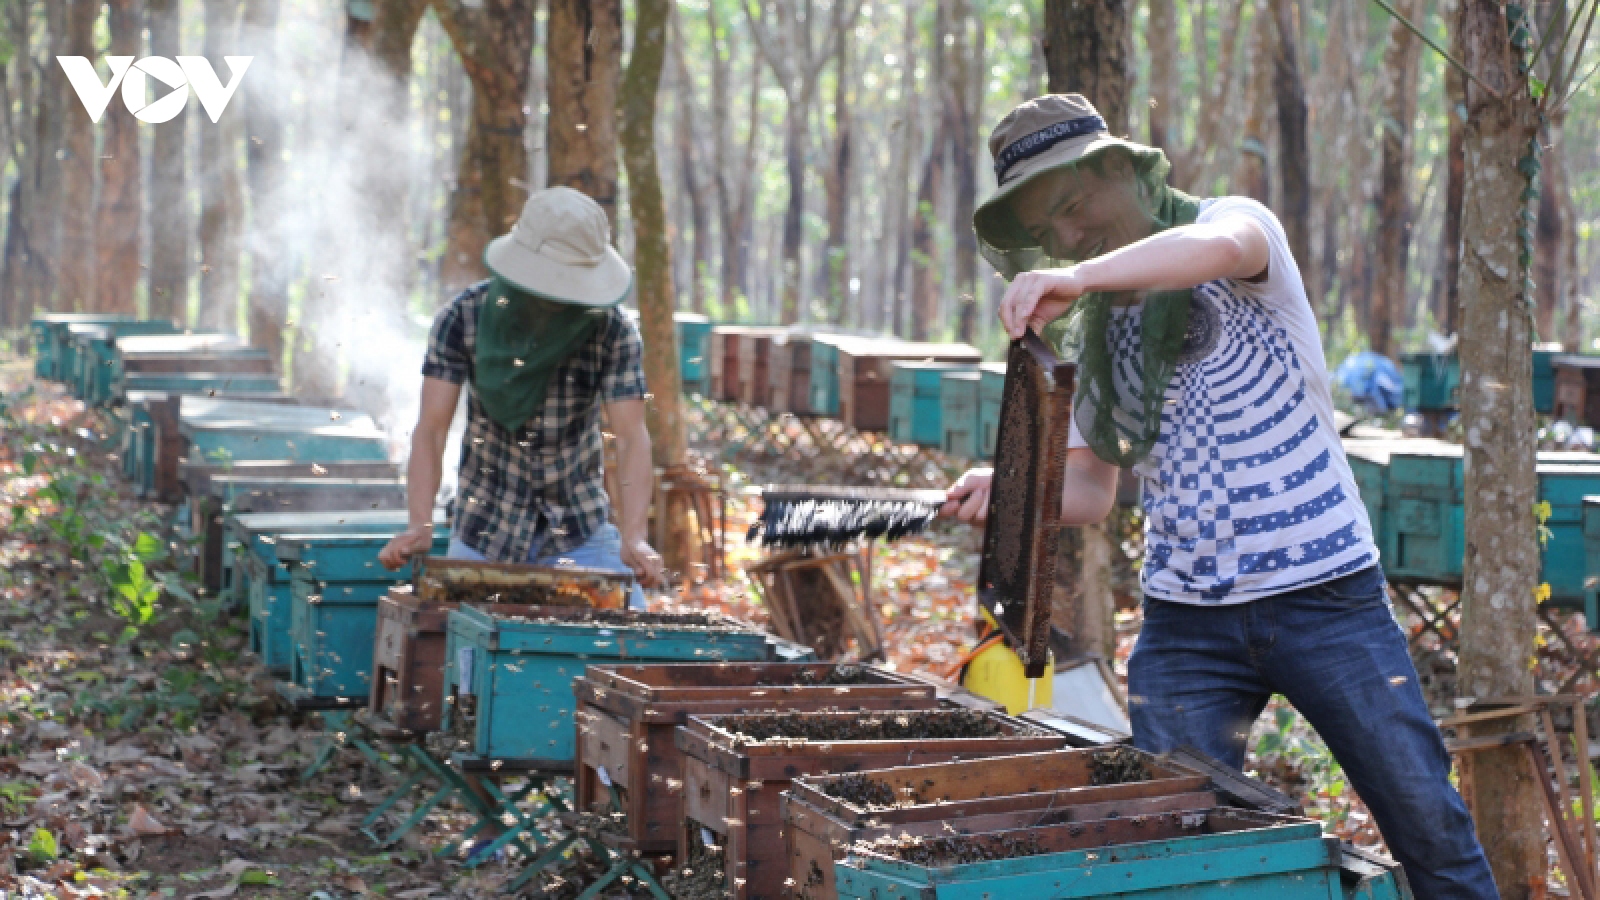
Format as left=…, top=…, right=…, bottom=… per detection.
left=0, top=341, right=1399, bottom=898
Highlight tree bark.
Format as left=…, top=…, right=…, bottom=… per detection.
left=95, top=0, right=144, bottom=316
left=1041, top=0, right=1132, bottom=135
left=1233, top=1, right=1274, bottom=205
left=1, top=0, right=48, bottom=325
left=434, top=0, right=536, bottom=295
left=909, top=127, right=942, bottom=342
left=884, top=5, right=919, bottom=335
left=1040, top=0, right=1131, bottom=665
left=242, top=0, right=287, bottom=364
left=57, top=0, right=98, bottom=312
left=147, top=0, right=189, bottom=323
left=944, top=0, right=980, bottom=343
left=706, top=0, right=759, bottom=318
left=546, top=0, right=622, bottom=228
left=198, top=0, right=245, bottom=331
left=622, top=0, right=695, bottom=574
left=669, top=14, right=710, bottom=314
left=1270, top=0, right=1310, bottom=280
left=1439, top=0, right=1466, bottom=335
left=1454, top=1, right=1546, bottom=895
left=1370, top=0, right=1423, bottom=359
left=818, top=24, right=853, bottom=323
left=743, top=0, right=862, bottom=325
left=1145, top=0, right=1180, bottom=183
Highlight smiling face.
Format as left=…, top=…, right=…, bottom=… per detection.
left=1004, top=149, right=1158, bottom=263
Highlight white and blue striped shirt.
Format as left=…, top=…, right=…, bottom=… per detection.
left=1070, top=197, right=1377, bottom=604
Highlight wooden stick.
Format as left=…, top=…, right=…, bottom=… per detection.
left=1541, top=707, right=1582, bottom=862
left=1572, top=697, right=1600, bottom=891
left=1526, top=740, right=1598, bottom=900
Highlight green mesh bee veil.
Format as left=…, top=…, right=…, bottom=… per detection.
left=976, top=145, right=1201, bottom=468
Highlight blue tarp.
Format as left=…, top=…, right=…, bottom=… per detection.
left=1334, top=352, right=1404, bottom=413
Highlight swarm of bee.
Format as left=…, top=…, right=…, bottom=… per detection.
left=819, top=773, right=901, bottom=809
left=717, top=709, right=1007, bottom=744
left=856, top=832, right=1047, bottom=866
left=1088, top=746, right=1152, bottom=786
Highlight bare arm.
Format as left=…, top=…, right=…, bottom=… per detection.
left=603, top=397, right=665, bottom=586
left=378, top=377, right=460, bottom=569
left=940, top=447, right=1119, bottom=527
left=1000, top=216, right=1271, bottom=338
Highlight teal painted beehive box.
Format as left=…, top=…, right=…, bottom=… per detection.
left=73, top=320, right=184, bottom=405
left=180, top=421, right=390, bottom=467
left=1534, top=464, right=1600, bottom=609
left=280, top=533, right=444, bottom=700
left=677, top=312, right=713, bottom=394
left=442, top=605, right=774, bottom=766
left=31, top=314, right=144, bottom=381
left=232, top=511, right=447, bottom=672
left=977, top=362, right=1006, bottom=459
left=1401, top=352, right=1460, bottom=411
left=1584, top=497, right=1600, bottom=632
left=939, top=371, right=982, bottom=458
left=834, top=808, right=1348, bottom=900
left=889, top=362, right=976, bottom=447
left=808, top=337, right=844, bottom=417
left=1533, top=348, right=1558, bottom=414
left=123, top=372, right=283, bottom=398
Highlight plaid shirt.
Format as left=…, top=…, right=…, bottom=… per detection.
left=422, top=280, right=648, bottom=562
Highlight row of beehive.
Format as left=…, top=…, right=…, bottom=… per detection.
left=1401, top=347, right=1600, bottom=424
left=1345, top=437, right=1600, bottom=624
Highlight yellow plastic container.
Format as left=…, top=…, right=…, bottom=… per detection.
left=961, top=638, right=1053, bottom=714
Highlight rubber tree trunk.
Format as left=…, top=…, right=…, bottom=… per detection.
left=433, top=0, right=534, bottom=295
left=147, top=0, right=190, bottom=323
left=1439, top=1, right=1466, bottom=336
left=57, top=0, right=98, bottom=312
left=944, top=0, right=980, bottom=344
left=242, top=0, right=287, bottom=364
left=778, top=103, right=806, bottom=324
left=1370, top=0, right=1423, bottom=359
left=198, top=0, right=245, bottom=331
left=706, top=0, right=758, bottom=318
left=818, top=26, right=853, bottom=324
left=1233, top=1, right=1274, bottom=206
left=1, top=0, right=48, bottom=325
left=1145, top=0, right=1180, bottom=182
left=1269, top=0, right=1309, bottom=283
left=670, top=21, right=710, bottom=315
left=622, top=0, right=695, bottom=576
left=1454, top=2, right=1546, bottom=895
left=546, top=0, right=622, bottom=227
left=883, top=4, right=919, bottom=335
left=96, top=0, right=144, bottom=316
left=1040, top=0, right=1131, bottom=668
left=1041, top=0, right=1131, bottom=135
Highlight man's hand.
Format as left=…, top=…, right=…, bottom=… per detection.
left=378, top=525, right=435, bottom=571
left=939, top=467, right=994, bottom=525
left=999, top=268, right=1087, bottom=339
left=621, top=536, right=665, bottom=587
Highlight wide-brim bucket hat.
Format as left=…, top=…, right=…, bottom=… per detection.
left=973, top=94, right=1171, bottom=266
left=484, top=186, right=633, bottom=307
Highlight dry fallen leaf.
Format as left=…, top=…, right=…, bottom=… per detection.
left=128, top=804, right=174, bottom=836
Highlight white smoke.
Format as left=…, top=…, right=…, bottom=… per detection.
left=236, top=3, right=466, bottom=497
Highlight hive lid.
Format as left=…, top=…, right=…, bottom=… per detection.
left=977, top=332, right=1075, bottom=678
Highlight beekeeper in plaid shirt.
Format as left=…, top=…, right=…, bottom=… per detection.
left=379, top=187, right=663, bottom=606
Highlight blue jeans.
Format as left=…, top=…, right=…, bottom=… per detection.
left=446, top=522, right=646, bottom=610
left=1129, top=565, right=1497, bottom=900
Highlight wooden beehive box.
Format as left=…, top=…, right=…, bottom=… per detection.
left=836, top=339, right=982, bottom=432
left=416, top=557, right=633, bottom=608
left=191, top=476, right=408, bottom=593
left=739, top=329, right=785, bottom=408
left=230, top=510, right=443, bottom=673
left=1552, top=354, right=1600, bottom=427
left=782, top=747, right=1212, bottom=899
left=31, top=313, right=146, bottom=381
left=937, top=370, right=982, bottom=457
left=976, top=362, right=1006, bottom=458
left=279, top=532, right=443, bottom=703
left=677, top=312, right=713, bottom=395
left=572, top=663, right=939, bottom=859
left=443, top=605, right=776, bottom=767
left=370, top=586, right=454, bottom=734
left=675, top=709, right=1066, bottom=900
left=832, top=808, right=1350, bottom=900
